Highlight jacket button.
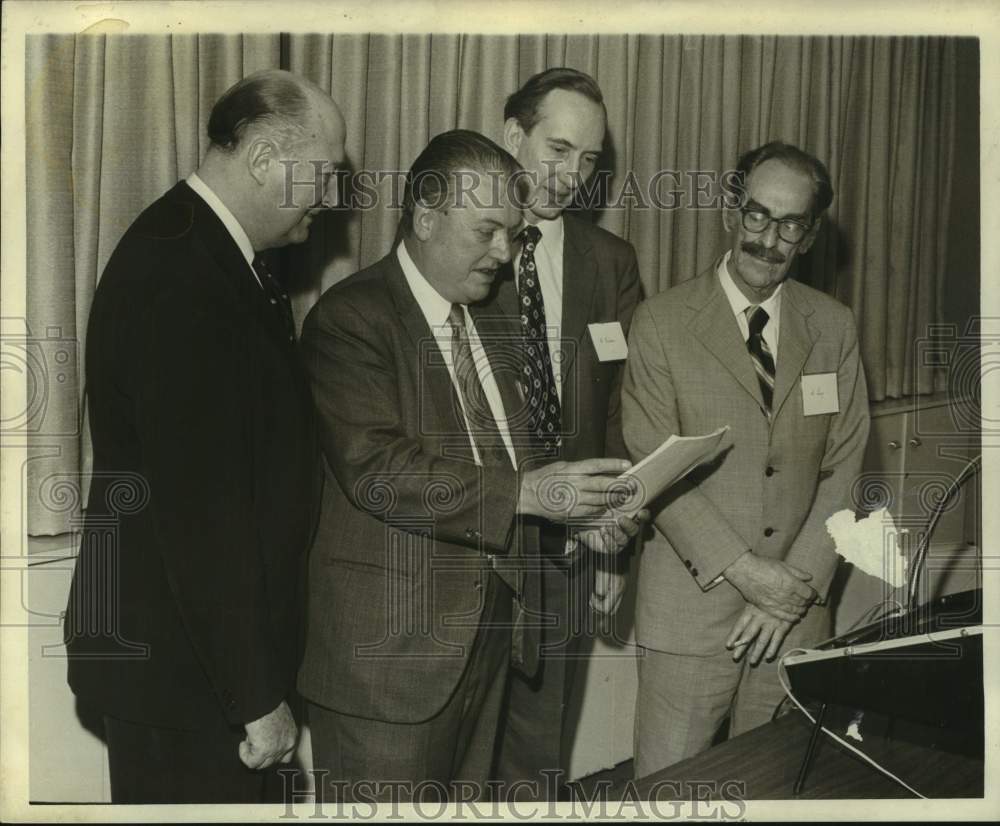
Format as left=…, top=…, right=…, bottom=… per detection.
left=764, top=527, right=774, bottom=537
left=691, top=568, right=700, bottom=578
left=765, top=466, right=775, bottom=477
left=684, top=559, right=692, bottom=568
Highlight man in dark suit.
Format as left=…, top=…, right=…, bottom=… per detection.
left=63, top=69, right=346, bottom=803
left=623, top=142, right=870, bottom=775
left=490, top=68, right=642, bottom=795
left=298, top=130, right=641, bottom=803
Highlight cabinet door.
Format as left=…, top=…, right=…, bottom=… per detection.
left=902, top=402, right=979, bottom=599
left=859, top=410, right=907, bottom=520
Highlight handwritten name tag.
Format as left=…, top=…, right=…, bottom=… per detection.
left=588, top=322, right=628, bottom=361
left=801, top=372, right=840, bottom=415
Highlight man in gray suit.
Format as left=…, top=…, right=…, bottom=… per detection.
left=298, top=130, right=641, bottom=802
left=623, top=142, right=870, bottom=775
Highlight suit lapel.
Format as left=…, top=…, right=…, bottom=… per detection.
left=176, top=182, right=258, bottom=304
left=558, top=215, right=597, bottom=387
left=383, top=255, right=476, bottom=463
left=468, top=299, right=528, bottom=468
left=771, top=281, right=817, bottom=420
left=687, top=267, right=765, bottom=410
left=492, top=263, right=520, bottom=319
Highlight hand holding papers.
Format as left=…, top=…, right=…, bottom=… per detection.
left=570, top=426, right=731, bottom=555
left=615, top=425, right=731, bottom=517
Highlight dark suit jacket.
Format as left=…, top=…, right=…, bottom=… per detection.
left=297, top=251, right=539, bottom=724
left=623, top=265, right=870, bottom=655
left=65, top=181, right=322, bottom=731
left=492, top=214, right=642, bottom=465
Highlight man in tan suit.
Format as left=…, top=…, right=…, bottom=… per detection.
left=622, top=142, right=870, bottom=776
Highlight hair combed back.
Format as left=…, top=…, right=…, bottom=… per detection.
left=207, top=70, right=312, bottom=152
left=736, top=141, right=834, bottom=216
left=401, top=129, right=526, bottom=233
left=503, top=67, right=605, bottom=133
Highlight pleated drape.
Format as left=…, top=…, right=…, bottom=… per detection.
left=23, top=33, right=974, bottom=535
left=25, top=34, right=280, bottom=535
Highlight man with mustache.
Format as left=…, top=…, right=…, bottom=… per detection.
left=622, top=142, right=870, bottom=774
left=64, top=69, right=345, bottom=802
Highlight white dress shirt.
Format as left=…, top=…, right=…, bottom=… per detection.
left=716, top=249, right=783, bottom=361
left=186, top=172, right=261, bottom=288
left=396, top=241, right=517, bottom=469
left=513, top=215, right=565, bottom=402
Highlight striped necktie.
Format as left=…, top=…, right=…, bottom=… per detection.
left=746, top=305, right=775, bottom=418
left=447, top=303, right=508, bottom=466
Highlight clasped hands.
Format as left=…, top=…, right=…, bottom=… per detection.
left=517, top=457, right=649, bottom=556
left=722, top=552, right=817, bottom=666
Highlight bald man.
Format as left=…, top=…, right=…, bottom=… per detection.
left=64, top=70, right=346, bottom=803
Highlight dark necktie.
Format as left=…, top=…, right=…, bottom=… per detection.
left=516, top=225, right=562, bottom=452
left=746, top=305, right=775, bottom=418
left=252, top=255, right=296, bottom=342
left=447, top=303, right=508, bottom=466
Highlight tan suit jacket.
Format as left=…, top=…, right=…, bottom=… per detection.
left=622, top=265, right=870, bottom=655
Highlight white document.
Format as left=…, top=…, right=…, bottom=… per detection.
left=615, top=426, right=730, bottom=516
left=801, top=372, right=840, bottom=415
left=588, top=321, right=628, bottom=361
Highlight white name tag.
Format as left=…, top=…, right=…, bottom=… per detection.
left=588, top=322, right=628, bottom=361
left=801, top=372, right=840, bottom=415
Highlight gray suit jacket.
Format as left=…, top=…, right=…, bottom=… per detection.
left=297, top=252, right=539, bottom=723
left=622, top=265, right=870, bottom=655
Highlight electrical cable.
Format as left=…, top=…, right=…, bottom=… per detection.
left=906, top=454, right=981, bottom=612
left=777, top=648, right=927, bottom=799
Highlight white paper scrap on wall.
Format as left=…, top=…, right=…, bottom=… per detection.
left=825, top=507, right=908, bottom=588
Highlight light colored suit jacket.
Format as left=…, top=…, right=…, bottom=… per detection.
left=297, top=253, right=539, bottom=723
left=622, top=265, right=870, bottom=655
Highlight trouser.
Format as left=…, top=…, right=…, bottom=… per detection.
left=633, top=602, right=830, bottom=778
left=308, top=572, right=513, bottom=803
left=494, top=552, right=593, bottom=798
left=104, top=711, right=280, bottom=803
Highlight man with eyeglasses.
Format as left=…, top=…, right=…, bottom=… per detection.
left=622, top=142, right=870, bottom=775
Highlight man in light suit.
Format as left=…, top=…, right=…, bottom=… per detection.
left=491, top=67, right=642, bottom=797
left=298, top=130, right=641, bottom=802
left=64, top=70, right=345, bottom=802
left=623, top=142, right=870, bottom=775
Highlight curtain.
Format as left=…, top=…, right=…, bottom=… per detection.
left=23, top=34, right=973, bottom=535
left=24, top=34, right=280, bottom=536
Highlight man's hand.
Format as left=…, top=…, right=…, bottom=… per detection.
left=518, top=458, right=634, bottom=522
left=590, top=567, right=628, bottom=616
left=723, top=552, right=816, bottom=622
left=239, top=700, right=297, bottom=770
left=573, top=508, right=649, bottom=556
left=725, top=604, right=796, bottom=666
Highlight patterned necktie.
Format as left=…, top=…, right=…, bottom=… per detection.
left=746, top=305, right=775, bottom=417
left=516, top=225, right=562, bottom=452
left=252, top=255, right=296, bottom=342
left=447, top=304, right=508, bottom=466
